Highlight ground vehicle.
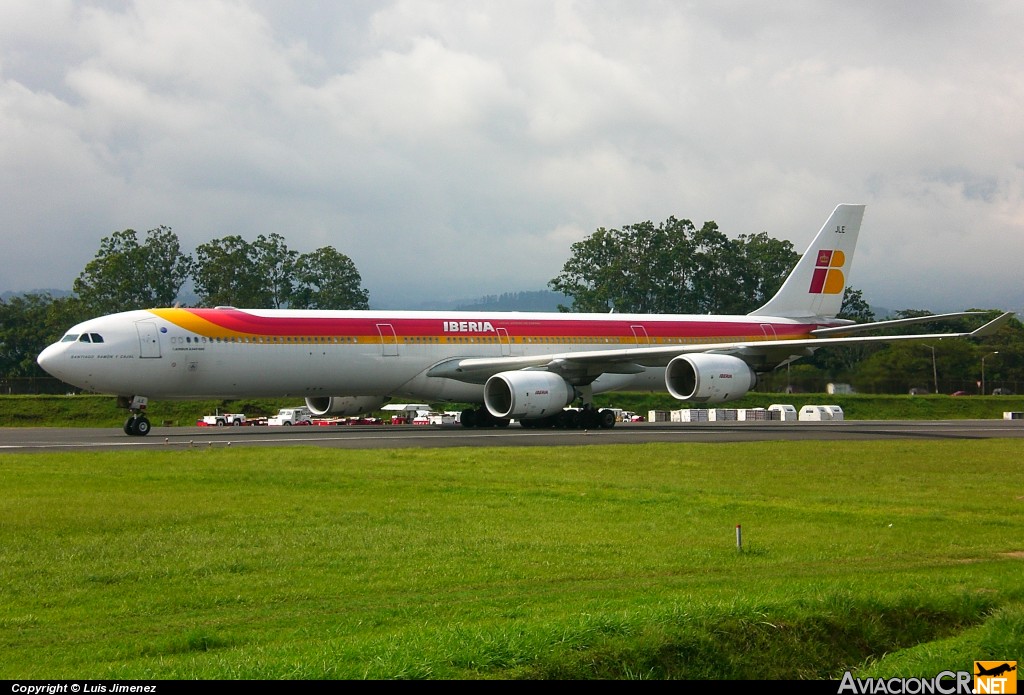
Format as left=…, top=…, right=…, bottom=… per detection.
left=344, top=416, right=383, bottom=425
left=268, top=407, right=313, bottom=426
left=200, top=412, right=246, bottom=426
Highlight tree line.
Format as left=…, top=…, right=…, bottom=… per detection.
left=72, top=227, right=369, bottom=314
left=546, top=215, right=1022, bottom=394
left=1, top=226, right=368, bottom=377
left=2, top=218, right=1021, bottom=394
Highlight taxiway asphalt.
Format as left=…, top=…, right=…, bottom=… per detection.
left=2, top=419, right=1022, bottom=453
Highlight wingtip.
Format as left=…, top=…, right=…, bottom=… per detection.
left=970, top=311, right=1015, bottom=337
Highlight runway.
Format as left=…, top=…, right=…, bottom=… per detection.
left=2, top=419, right=1022, bottom=453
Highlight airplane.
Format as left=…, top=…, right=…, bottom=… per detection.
left=975, top=663, right=1016, bottom=678
left=37, top=204, right=1013, bottom=436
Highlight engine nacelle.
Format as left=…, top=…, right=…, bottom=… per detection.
left=484, top=371, right=576, bottom=420
left=305, top=396, right=388, bottom=417
left=665, top=354, right=757, bottom=404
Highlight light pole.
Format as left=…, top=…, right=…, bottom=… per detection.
left=923, top=344, right=938, bottom=394
left=981, top=351, right=999, bottom=396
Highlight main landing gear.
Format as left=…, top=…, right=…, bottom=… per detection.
left=459, top=407, right=511, bottom=429
left=460, top=404, right=616, bottom=430
left=118, top=395, right=152, bottom=437
left=518, top=404, right=616, bottom=430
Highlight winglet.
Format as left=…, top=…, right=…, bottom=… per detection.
left=970, top=312, right=1015, bottom=338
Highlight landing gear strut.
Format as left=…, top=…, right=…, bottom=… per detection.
left=118, top=395, right=151, bottom=437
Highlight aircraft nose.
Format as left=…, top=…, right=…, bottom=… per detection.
left=37, top=342, right=65, bottom=378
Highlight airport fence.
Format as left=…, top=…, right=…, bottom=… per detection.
left=1, top=377, right=79, bottom=395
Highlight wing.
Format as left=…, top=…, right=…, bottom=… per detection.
left=426, top=312, right=1014, bottom=386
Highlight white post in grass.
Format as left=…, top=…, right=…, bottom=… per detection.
left=736, top=524, right=742, bottom=552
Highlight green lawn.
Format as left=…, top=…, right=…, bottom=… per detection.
left=2, top=440, right=1022, bottom=679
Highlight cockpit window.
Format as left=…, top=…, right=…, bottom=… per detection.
left=71, top=333, right=105, bottom=343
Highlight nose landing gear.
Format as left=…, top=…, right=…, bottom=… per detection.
left=118, top=395, right=152, bottom=437
left=123, top=414, right=152, bottom=436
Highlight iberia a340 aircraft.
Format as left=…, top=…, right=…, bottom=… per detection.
left=37, top=204, right=1012, bottom=435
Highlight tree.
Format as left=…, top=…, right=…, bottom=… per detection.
left=292, top=247, right=370, bottom=310
left=855, top=336, right=977, bottom=394
left=252, top=233, right=298, bottom=309
left=732, top=232, right=802, bottom=313
left=837, top=287, right=875, bottom=323
left=802, top=287, right=879, bottom=379
left=193, top=236, right=269, bottom=307
left=549, top=216, right=798, bottom=314
left=0, top=293, right=83, bottom=377
left=844, top=309, right=1024, bottom=394
left=73, top=227, right=192, bottom=314
left=143, top=226, right=194, bottom=306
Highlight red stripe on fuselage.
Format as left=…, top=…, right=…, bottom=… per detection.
left=172, top=308, right=817, bottom=341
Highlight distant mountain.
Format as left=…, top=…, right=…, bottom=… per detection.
left=455, top=290, right=569, bottom=312
left=384, top=290, right=570, bottom=312
left=1, top=289, right=73, bottom=301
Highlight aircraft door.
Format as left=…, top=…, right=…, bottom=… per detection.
left=136, top=321, right=162, bottom=358
left=377, top=324, right=399, bottom=357
left=631, top=325, right=650, bottom=345
left=496, top=327, right=512, bottom=356
left=760, top=324, right=778, bottom=341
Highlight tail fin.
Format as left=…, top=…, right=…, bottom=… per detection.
left=749, top=204, right=866, bottom=318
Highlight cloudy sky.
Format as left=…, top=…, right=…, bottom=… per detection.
left=2, top=0, right=1022, bottom=312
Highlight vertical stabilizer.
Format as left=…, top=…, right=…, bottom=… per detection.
left=749, top=204, right=865, bottom=318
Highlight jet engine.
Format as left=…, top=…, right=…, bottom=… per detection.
left=665, top=354, right=757, bottom=404
left=484, top=371, right=576, bottom=420
left=305, top=396, right=388, bottom=417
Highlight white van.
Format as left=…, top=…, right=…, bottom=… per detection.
left=268, top=407, right=313, bottom=426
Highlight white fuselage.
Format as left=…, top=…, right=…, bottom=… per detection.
left=37, top=307, right=822, bottom=402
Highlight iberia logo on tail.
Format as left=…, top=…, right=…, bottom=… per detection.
left=809, top=249, right=846, bottom=294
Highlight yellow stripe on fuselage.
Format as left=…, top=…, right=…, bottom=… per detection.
left=149, top=308, right=256, bottom=339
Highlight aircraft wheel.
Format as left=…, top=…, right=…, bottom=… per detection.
left=558, top=410, right=579, bottom=429
left=135, top=417, right=152, bottom=436
left=474, top=409, right=496, bottom=428
left=460, top=408, right=477, bottom=428
left=124, top=417, right=137, bottom=436
left=598, top=409, right=617, bottom=429
left=579, top=408, right=599, bottom=429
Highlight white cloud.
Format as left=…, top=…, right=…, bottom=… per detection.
left=0, top=0, right=1022, bottom=314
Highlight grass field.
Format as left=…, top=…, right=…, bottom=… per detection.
left=1, top=440, right=1022, bottom=679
